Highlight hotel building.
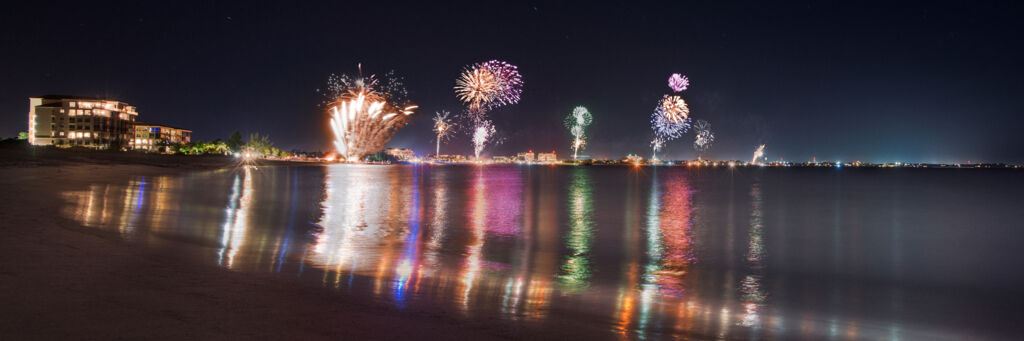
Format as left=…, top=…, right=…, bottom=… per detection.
left=131, top=123, right=192, bottom=151
left=28, top=96, right=138, bottom=149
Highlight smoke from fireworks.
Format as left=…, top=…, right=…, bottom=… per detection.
left=472, top=121, right=496, bottom=160
left=693, top=119, right=715, bottom=157
left=751, top=144, right=766, bottom=164
left=454, top=60, right=523, bottom=115
left=668, top=73, right=690, bottom=92
left=433, top=111, right=454, bottom=156
left=564, top=106, right=593, bottom=160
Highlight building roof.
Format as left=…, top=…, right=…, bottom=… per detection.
left=134, top=122, right=192, bottom=132
left=35, top=95, right=123, bottom=101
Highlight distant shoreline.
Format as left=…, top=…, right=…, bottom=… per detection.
left=1, top=144, right=1018, bottom=170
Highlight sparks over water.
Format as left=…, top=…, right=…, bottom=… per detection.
left=693, top=119, right=715, bottom=159
left=455, top=60, right=524, bottom=159
left=324, top=66, right=418, bottom=161
left=564, top=106, right=593, bottom=160
left=433, top=111, right=454, bottom=156
left=472, top=121, right=496, bottom=160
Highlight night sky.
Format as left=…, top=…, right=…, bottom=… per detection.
left=3, top=1, right=1023, bottom=163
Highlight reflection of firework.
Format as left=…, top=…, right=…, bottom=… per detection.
left=326, top=66, right=417, bottom=161
left=751, top=144, right=766, bottom=164
left=693, top=119, right=715, bottom=156
left=433, top=111, right=454, bottom=156
left=472, top=121, right=496, bottom=160
left=330, top=91, right=418, bottom=161
left=564, top=106, right=593, bottom=160
left=668, top=73, right=689, bottom=92
left=454, top=60, right=523, bottom=113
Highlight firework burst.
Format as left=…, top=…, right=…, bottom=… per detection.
left=433, top=111, right=454, bottom=156
left=454, top=60, right=523, bottom=114
left=564, top=106, right=593, bottom=160
left=325, top=66, right=417, bottom=162
left=693, top=119, right=715, bottom=157
left=472, top=121, right=496, bottom=160
left=322, top=65, right=408, bottom=107
left=651, top=105, right=692, bottom=140
left=455, top=60, right=523, bottom=158
left=668, top=73, right=690, bottom=92
left=329, top=92, right=418, bottom=162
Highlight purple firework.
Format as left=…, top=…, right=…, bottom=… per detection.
left=668, top=73, right=689, bottom=92
left=481, top=60, right=523, bottom=109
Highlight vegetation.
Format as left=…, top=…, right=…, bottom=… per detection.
left=243, top=133, right=290, bottom=157
left=225, top=131, right=243, bottom=152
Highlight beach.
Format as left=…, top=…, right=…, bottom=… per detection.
left=0, top=149, right=580, bottom=340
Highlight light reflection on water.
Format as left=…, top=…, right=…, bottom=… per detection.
left=59, top=165, right=1024, bottom=340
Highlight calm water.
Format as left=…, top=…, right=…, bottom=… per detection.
left=61, top=165, right=1024, bottom=340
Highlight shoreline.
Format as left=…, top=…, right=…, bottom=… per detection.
left=0, top=162, right=621, bottom=340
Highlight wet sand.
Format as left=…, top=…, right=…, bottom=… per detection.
left=0, top=151, right=610, bottom=340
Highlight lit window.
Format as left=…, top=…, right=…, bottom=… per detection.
left=69, top=102, right=76, bottom=108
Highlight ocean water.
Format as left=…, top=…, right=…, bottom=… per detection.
left=61, top=165, right=1024, bottom=339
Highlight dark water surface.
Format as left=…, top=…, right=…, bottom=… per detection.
left=61, top=165, right=1024, bottom=340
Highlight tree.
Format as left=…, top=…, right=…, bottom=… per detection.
left=244, top=133, right=272, bottom=155
left=226, top=131, right=243, bottom=152
left=17, top=132, right=28, bottom=140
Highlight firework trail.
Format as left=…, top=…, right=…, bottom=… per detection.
left=433, top=111, right=454, bottom=156
left=668, top=73, right=689, bottom=92
left=472, top=120, right=496, bottom=160
left=325, top=66, right=417, bottom=161
left=693, top=119, right=715, bottom=158
left=564, top=106, right=593, bottom=160
left=751, top=144, right=766, bottom=165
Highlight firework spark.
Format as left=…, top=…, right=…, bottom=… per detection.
left=651, top=103, right=692, bottom=141
left=751, top=144, right=766, bottom=165
left=325, top=66, right=417, bottom=162
left=693, top=119, right=715, bottom=158
left=433, top=111, right=454, bottom=156
left=668, top=73, right=690, bottom=92
left=564, top=106, right=593, bottom=160
left=322, top=66, right=408, bottom=107
left=454, top=60, right=523, bottom=114
left=329, top=92, right=418, bottom=161
left=660, top=95, right=690, bottom=123
left=651, top=137, right=665, bottom=154
left=472, top=121, right=496, bottom=160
